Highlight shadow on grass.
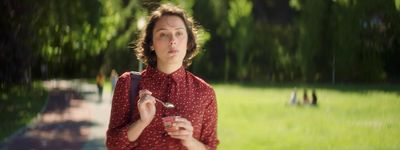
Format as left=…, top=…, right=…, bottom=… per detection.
left=0, top=82, right=48, bottom=141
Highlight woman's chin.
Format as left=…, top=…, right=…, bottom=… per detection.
left=167, top=53, right=178, bottom=58
left=161, top=58, right=184, bottom=65
left=167, top=53, right=185, bottom=61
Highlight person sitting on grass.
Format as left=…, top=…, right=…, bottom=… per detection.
left=289, top=88, right=297, bottom=105
left=303, top=89, right=309, bottom=105
left=311, top=89, right=318, bottom=106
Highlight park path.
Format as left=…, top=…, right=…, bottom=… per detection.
left=0, top=80, right=112, bottom=150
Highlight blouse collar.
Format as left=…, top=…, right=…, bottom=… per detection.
left=144, top=66, right=186, bottom=83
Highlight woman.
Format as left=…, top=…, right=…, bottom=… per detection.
left=106, top=4, right=219, bottom=150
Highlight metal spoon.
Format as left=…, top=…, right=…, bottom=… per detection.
left=155, top=98, right=175, bottom=109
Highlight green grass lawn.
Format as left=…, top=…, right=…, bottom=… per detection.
left=215, top=84, right=400, bottom=150
left=0, top=82, right=48, bottom=141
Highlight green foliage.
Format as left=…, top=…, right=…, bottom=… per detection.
left=102, top=0, right=144, bottom=73
left=330, top=0, right=400, bottom=82
left=0, top=0, right=145, bottom=81
left=297, top=0, right=332, bottom=82
left=289, top=0, right=302, bottom=10
left=1, top=0, right=399, bottom=84
left=396, top=0, right=400, bottom=10
left=162, top=0, right=195, bottom=15
left=226, top=0, right=254, bottom=81
left=192, top=0, right=230, bottom=80
left=38, top=0, right=109, bottom=59
left=296, top=0, right=400, bottom=83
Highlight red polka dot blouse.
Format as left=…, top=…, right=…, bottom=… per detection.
left=106, top=66, right=219, bottom=150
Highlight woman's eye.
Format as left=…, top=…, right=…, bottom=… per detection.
left=176, top=32, right=182, bottom=36
left=158, top=33, right=169, bottom=40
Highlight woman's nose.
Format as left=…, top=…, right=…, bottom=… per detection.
left=169, top=39, right=176, bottom=46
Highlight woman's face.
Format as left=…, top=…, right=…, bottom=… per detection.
left=152, top=15, right=188, bottom=67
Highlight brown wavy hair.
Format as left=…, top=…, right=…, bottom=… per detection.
left=134, top=3, right=199, bottom=68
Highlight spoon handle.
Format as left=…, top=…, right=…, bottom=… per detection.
left=155, top=98, right=166, bottom=106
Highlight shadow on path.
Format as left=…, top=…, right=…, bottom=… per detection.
left=0, top=83, right=96, bottom=150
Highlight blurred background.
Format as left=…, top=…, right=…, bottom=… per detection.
left=1, top=0, right=400, bottom=84
left=1, top=0, right=400, bottom=149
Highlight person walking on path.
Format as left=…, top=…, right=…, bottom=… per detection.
left=110, top=69, right=119, bottom=94
left=106, top=4, right=219, bottom=150
left=96, top=71, right=105, bottom=103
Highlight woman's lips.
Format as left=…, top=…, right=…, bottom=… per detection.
left=168, top=49, right=178, bottom=54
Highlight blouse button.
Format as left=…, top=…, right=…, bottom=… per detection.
left=162, top=132, right=168, bottom=137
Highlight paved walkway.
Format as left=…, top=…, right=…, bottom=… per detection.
left=0, top=80, right=112, bottom=150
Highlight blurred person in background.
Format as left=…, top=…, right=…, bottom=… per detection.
left=96, top=71, right=105, bottom=102
left=311, top=89, right=318, bottom=106
left=110, top=69, right=119, bottom=94
left=303, top=89, right=309, bottom=105
left=289, top=87, right=297, bottom=105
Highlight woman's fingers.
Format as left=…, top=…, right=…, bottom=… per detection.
left=137, top=90, right=156, bottom=115
left=138, top=89, right=155, bottom=106
left=138, top=94, right=156, bottom=107
left=167, top=117, right=193, bottom=140
left=168, top=131, right=192, bottom=139
left=139, top=89, right=152, bottom=98
left=168, top=126, right=192, bottom=140
left=168, top=130, right=191, bottom=136
left=173, top=118, right=193, bottom=131
left=137, top=93, right=156, bottom=125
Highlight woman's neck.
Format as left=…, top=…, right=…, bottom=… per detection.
left=156, top=63, right=182, bottom=74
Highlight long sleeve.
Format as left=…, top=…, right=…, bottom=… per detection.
left=200, top=88, right=219, bottom=150
left=106, top=72, right=139, bottom=149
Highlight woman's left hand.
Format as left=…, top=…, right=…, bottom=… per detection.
left=167, top=117, right=196, bottom=147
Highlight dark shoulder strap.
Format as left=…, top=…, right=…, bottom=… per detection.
left=129, top=71, right=141, bottom=116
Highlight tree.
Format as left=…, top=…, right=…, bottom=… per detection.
left=0, top=0, right=145, bottom=86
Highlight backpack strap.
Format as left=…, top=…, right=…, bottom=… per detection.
left=129, top=71, right=141, bottom=116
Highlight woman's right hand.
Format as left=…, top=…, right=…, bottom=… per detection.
left=137, top=89, right=156, bottom=126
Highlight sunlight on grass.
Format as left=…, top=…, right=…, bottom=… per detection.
left=214, top=84, right=400, bottom=150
